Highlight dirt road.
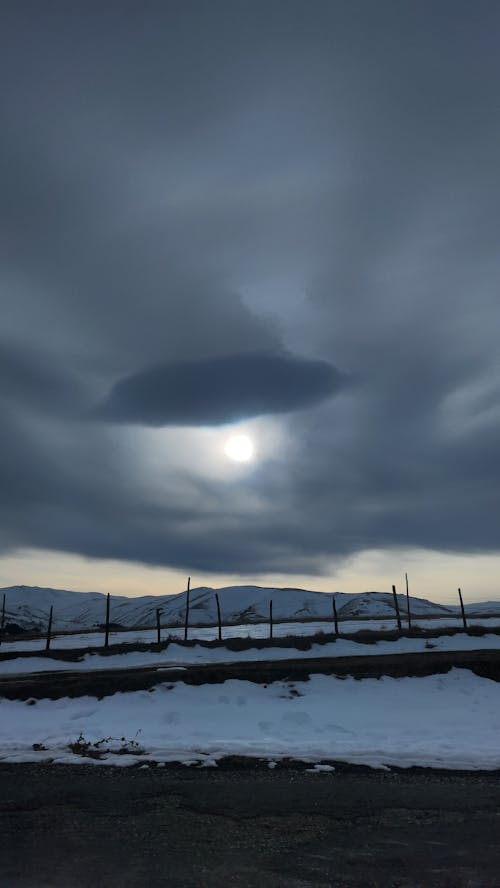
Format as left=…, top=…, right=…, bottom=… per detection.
left=1, top=762, right=499, bottom=887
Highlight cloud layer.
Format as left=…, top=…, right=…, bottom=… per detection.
left=1, top=1, right=500, bottom=576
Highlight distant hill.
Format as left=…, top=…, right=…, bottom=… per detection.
left=1, top=583, right=493, bottom=634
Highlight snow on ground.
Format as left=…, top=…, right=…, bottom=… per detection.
left=1, top=668, right=499, bottom=769
left=3, top=615, right=500, bottom=654
left=2, top=632, right=500, bottom=675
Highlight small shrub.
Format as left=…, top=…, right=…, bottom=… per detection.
left=68, top=731, right=145, bottom=759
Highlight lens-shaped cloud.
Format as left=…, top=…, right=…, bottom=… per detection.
left=93, top=352, right=343, bottom=426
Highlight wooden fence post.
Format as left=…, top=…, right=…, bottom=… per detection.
left=184, top=577, right=191, bottom=642
left=332, top=596, right=339, bottom=636
left=0, top=593, right=5, bottom=646
left=215, top=593, right=222, bottom=641
left=156, top=608, right=162, bottom=645
left=45, top=606, right=53, bottom=652
left=405, top=572, right=412, bottom=630
left=392, top=585, right=402, bottom=632
left=458, top=587, right=468, bottom=630
left=269, top=599, right=273, bottom=639
left=104, top=593, right=110, bottom=649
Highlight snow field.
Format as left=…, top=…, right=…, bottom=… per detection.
left=3, top=614, right=500, bottom=655
left=1, top=669, right=500, bottom=769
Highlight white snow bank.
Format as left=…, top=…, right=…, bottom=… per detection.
left=2, top=632, right=500, bottom=676
left=1, top=669, right=500, bottom=769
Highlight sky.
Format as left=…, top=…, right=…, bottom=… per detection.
left=1, top=1, right=500, bottom=603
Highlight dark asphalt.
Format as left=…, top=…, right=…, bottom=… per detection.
left=1, top=763, right=500, bottom=887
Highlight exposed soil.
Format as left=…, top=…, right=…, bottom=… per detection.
left=1, top=762, right=499, bottom=887
left=1, top=648, right=500, bottom=701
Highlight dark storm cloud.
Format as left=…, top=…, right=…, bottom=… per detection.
left=1, top=0, right=500, bottom=575
left=94, top=353, right=342, bottom=426
left=0, top=341, right=86, bottom=416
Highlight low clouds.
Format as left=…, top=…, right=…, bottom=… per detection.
left=94, top=353, right=342, bottom=426
left=1, top=2, right=500, bottom=578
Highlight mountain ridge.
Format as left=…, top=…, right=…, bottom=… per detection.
left=1, top=584, right=498, bottom=633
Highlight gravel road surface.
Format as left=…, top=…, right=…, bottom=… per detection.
left=1, top=762, right=500, bottom=887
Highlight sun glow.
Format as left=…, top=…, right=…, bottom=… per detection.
left=224, top=434, right=254, bottom=462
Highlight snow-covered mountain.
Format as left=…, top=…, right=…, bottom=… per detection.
left=2, top=584, right=496, bottom=633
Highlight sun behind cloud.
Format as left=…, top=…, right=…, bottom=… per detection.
left=224, top=434, right=254, bottom=462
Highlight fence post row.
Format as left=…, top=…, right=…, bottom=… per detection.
left=184, top=577, right=191, bottom=642
left=392, top=585, right=402, bottom=632
left=5, top=579, right=474, bottom=650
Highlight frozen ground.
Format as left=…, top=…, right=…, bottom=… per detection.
left=2, top=631, right=500, bottom=675
left=3, top=614, right=500, bottom=654
left=1, top=668, right=499, bottom=769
